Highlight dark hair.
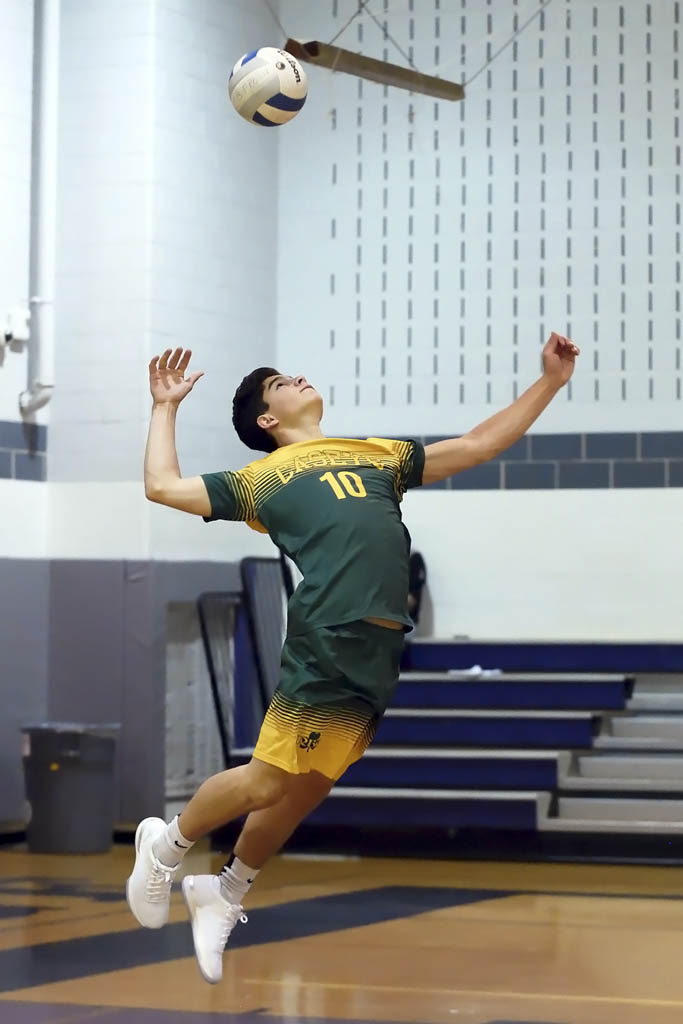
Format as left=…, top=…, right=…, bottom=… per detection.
left=232, top=367, right=279, bottom=453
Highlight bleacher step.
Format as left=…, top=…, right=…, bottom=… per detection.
left=393, top=674, right=630, bottom=711
left=558, top=796, right=683, bottom=823
left=628, top=694, right=683, bottom=711
left=609, top=715, right=683, bottom=740
left=593, top=735, right=683, bottom=751
left=539, top=816, right=683, bottom=835
left=342, top=747, right=570, bottom=789
left=578, top=754, right=683, bottom=780
left=560, top=775, right=683, bottom=794
left=376, top=710, right=598, bottom=748
left=328, top=786, right=549, bottom=801
left=399, top=672, right=630, bottom=683
left=362, top=746, right=568, bottom=760
left=233, top=745, right=568, bottom=761
left=386, top=708, right=596, bottom=719
left=307, top=787, right=552, bottom=830
left=403, top=639, right=683, bottom=674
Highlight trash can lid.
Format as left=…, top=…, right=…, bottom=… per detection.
left=21, top=722, right=121, bottom=734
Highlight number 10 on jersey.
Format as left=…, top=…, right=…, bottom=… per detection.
left=319, top=471, right=367, bottom=499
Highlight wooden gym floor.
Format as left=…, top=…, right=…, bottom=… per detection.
left=0, top=843, right=683, bottom=1023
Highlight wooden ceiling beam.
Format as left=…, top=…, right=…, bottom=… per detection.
left=285, top=38, right=464, bottom=102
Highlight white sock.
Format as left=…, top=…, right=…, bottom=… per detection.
left=219, top=854, right=259, bottom=905
left=151, top=815, right=194, bottom=868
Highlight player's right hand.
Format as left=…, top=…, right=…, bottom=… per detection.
left=149, top=348, right=204, bottom=405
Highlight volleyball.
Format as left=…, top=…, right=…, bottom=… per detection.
left=228, top=47, right=308, bottom=127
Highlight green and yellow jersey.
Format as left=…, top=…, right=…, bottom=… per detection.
left=202, top=437, right=425, bottom=637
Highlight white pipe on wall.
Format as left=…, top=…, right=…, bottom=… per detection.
left=20, top=0, right=59, bottom=414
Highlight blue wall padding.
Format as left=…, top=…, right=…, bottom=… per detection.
left=343, top=754, right=558, bottom=789
left=403, top=641, right=683, bottom=673
left=232, top=605, right=265, bottom=748
left=374, top=714, right=596, bottom=748
left=308, top=793, right=539, bottom=829
left=393, top=678, right=628, bottom=710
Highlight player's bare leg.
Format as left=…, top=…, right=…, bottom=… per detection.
left=178, top=758, right=289, bottom=840
left=232, top=768, right=334, bottom=868
left=183, top=769, right=335, bottom=983
left=126, top=758, right=287, bottom=930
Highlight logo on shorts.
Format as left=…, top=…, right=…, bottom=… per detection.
left=298, top=730, right=321, bottom=751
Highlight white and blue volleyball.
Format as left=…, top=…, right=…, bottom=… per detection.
left=229, top=47, right=308, bottom=127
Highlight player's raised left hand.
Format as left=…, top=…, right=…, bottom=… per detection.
left=149, top=348, right=204, bottom=406
left=542, top=332, right=580, bottom=387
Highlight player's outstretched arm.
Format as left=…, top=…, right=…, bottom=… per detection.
left=144, top=347, right=211, bottom=516
left=423, top=332, right=580, bottom=486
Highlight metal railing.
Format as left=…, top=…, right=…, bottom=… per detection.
left=196, top=591, right=241, bottom=767
left=197, top=556, right=291, bottom=766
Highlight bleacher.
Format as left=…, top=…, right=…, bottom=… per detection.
left=200, top=559, right=683, bottom=861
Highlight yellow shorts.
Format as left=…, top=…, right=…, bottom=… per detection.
left=252, top=620, right=404, bottom=781
left=253, top=690, right=379, bottom=781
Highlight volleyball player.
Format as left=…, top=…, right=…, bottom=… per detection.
left=126, top=333, right=578, bottom=983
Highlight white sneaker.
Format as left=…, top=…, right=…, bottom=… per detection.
left=182, top=874, right=247, bottom=984
left=126, top=817, right=178, bottom=929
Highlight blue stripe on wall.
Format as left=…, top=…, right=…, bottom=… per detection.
left=0, top=420, right=47, bottom=452
left=409, top=431, right=683, bottom=490
left=0, top=425, right=681, bottom=488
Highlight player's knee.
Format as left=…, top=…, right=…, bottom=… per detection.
left=244, top=761, right=287, bottom=809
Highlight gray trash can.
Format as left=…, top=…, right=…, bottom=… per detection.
left=21, top=722, right=120, bottom=854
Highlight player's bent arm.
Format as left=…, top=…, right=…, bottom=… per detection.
left=422, top=376, right=562, bottom=485
left=144, top=401, right=211, bottom=515
left=423, top=333, right=579, bottom=485
left=145, top=475, right=211, bottom=517
left=422, top=436, right=488, bottom=485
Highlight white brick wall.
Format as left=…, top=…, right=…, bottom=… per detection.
left=404, top=488, right=683, bottom=642
left=0, top=0, right=34, bottom=423
left=48, top=0, right=154, bottom=484
left=150, top=0, right=281, bottom=484
left=1, top=0, right=681, bottom=647
left=277, top=0, right=683, bottom=436
left=45, top=0, right=280, bottom=560
left=147, top=0, right=281, bottom=560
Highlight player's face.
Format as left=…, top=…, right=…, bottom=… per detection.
left=261, top=373, right=323, bottom=427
